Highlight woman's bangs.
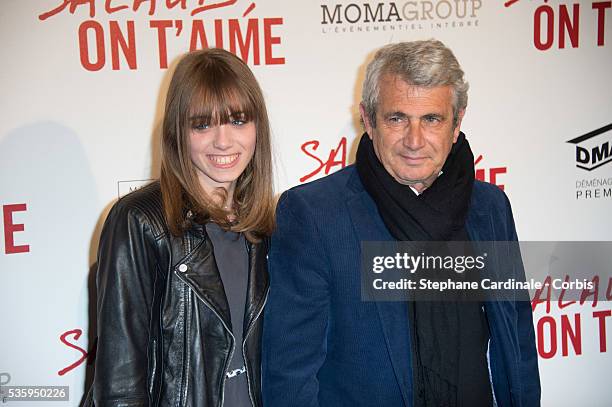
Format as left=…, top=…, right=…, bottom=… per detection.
left=188, top=74, right=256, bottom=126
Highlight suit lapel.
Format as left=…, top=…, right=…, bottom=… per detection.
left=345, top=171, right=413, bottom=407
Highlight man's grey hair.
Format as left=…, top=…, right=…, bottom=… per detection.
left=362, top=39, right=469, bottom=128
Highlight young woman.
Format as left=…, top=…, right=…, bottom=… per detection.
left=90, top=48, right=275, bottom=407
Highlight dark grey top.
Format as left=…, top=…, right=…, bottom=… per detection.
left=205, top=222, right=251, bottom=407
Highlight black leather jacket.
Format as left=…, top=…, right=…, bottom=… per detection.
left=91, top=182, right=269, bottom=407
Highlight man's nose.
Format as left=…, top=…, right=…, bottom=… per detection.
left=212, top=125, right=232, bottom=149
left=402, top=123, right=425, bottom=150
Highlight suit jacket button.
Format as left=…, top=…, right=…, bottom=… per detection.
left=178, top=264, right=188, bottom=272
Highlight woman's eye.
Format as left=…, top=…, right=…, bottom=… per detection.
left=193, top=123, right=210, bottom=130
left=231, top=119, right=246, bottom=126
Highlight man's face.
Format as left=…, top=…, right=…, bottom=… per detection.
left=361, top=74, right=464, bottom=192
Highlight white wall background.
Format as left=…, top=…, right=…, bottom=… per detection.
left=1, top=0, right=611, bottom=405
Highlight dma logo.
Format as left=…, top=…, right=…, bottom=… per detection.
left=567, top=123, right=612, bottom=171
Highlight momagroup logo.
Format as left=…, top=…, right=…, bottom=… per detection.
left=568, top=123, right=612, bottom=200
left=320, top=0, right=481, bottom=34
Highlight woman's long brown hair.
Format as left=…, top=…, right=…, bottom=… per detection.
left=160, top=48, right=274, bottom=242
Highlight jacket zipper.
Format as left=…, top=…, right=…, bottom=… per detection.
left=175, top=267, right=236, bottom=407
left=242, top=287, right=270, bottom=407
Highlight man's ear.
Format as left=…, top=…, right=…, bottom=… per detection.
left=453, top=109, right=465, bottom=142
left=359, top=103, right=374, bottom=139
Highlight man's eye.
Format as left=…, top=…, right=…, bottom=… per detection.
left=423, top=115, right=441, bottom=124
left=388, top=116, right=402, bottom=123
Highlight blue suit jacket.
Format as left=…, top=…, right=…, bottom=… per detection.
left=262, top=165, right=540, bottom=407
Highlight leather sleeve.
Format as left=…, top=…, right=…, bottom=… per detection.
left=92, top=199, right=158, bottom=407
left=262, top=190, right=330, bottom=407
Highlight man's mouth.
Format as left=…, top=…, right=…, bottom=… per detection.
left=400, top=155, right=426, bottom=163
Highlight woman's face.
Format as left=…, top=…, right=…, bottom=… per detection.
left=188, top=114, right=256, bottom=201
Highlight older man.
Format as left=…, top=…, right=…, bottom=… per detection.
left=262, top=40, right=540, bottom=406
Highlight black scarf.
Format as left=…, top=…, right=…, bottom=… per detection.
left=356, top=132, right=493, bottom=407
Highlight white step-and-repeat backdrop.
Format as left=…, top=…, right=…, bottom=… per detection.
left=1, top=0, right=611, bottom=405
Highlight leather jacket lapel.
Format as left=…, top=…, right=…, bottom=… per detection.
left=244, top=240, right=270, bottom=335
left=174, top=228, right=233, bottom=331
left=173, top=226, right=269, bottom=339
